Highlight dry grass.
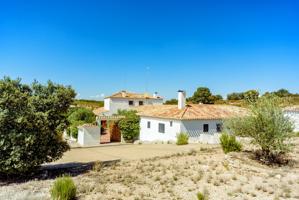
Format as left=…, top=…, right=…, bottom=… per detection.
left=1, top=140, right=299, bottom=200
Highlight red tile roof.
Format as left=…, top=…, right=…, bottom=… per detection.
left=105, top=90, right=163, bottom=100
left=136, top=104, right=247, bottom=120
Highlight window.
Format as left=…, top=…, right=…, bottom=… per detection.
left=170, top=121, right=173, bottom=127
left=128, top=100, right=134, bottom=106
left=158, top=123, right=165, bottom=133
left=139, top=101, right=144, bottom=106
left=216, top=123, right=223, bottom=132
left=147, top=121, right=151, bottom=128
left=203, top=124, right=209, bottom=132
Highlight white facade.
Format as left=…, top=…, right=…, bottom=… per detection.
left=77, top=126, right=101, bottom=146
left=104, top=97, right=164, bottom=115
left=284, top=111, right=299, bottom=132
left=140, top=116, right=222, bottom=144
left=140, top=117, right=181, bottom=141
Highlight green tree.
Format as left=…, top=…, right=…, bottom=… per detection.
left=117, top=110, right=140, bottom=142
left=214, top=94, right=223, bottom=101
left=273, top=89, right=291, bottom=97
left=224, top=95, right=294, bottom=163
left=67, top=108, right=96, bottom=138
left=0, top=77, right=75, bottom=174
left=243, top=90, right=259, bottom=103
left=164, top=98, right=178, bottom=105
left=227, top=92, right=244, bottom=100
left=190, top=87, right=215, bottom=104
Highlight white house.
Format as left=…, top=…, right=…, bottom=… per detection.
left=138, top=90, right=247, bottom=144
left=94, top=90, right=164, bottom=116
left=284, top=106, right=299, bottom=132
left=77, top=90, right=163, bottom=146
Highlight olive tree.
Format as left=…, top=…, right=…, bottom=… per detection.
left=0, top=77, right=75, bottom=175
left=224, top=95, right=294, bottom=163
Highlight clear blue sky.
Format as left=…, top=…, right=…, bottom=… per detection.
left=0, top=0, right=298, bottom=100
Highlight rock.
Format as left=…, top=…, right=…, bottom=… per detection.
left=275, top=174, right=282, bottom=179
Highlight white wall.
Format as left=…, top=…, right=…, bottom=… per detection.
left=77, top=127, right=101, bottom=146
left=140, top=117, right=181, bottom=142
left=104, top=98, right=111, bottom=111
left=139, top=117, right=222, bottom=144
left=105, top=97, right=163, bottom=115
left=284, top=111, right=299, bottom=132
left=181, top=120, right=222, bottom=144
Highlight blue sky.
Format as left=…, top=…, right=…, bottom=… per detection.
left=0, top=0, right=298, bottom=100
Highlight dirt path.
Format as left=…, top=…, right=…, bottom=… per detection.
left=51, top=143, right=213, bottom=164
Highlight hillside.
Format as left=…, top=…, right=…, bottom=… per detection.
left=73, top=99, right=104, bottom=109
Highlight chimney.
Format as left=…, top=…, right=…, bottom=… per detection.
left=121, top=90, right=126, bottom=97
left=178, top=90, right=186, bottom=109
left=153, top=92, right=158, bottom=98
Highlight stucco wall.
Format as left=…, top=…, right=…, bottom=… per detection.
left=107, top=98, right=163, bottom=114
left=284, top=111, right=299, bottom=132
left=140, top=117, right=222, bottom=144
left=77, top=127, right=101, bottom=146
left=104, top=98, right=111, bottom=111
left=140, top=117, right=181, bottom=141
left=180, top=120, right=222, bottom=144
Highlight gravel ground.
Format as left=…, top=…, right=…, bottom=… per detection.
left=1, top=140, right=299, bottom=200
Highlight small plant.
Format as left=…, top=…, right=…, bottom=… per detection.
left=197, top=188, right=209, bottom=200
left=176, top=132, right=189, bottom=145
left=92, top=161, right=102, bottom=172
left=51, top=176, right=76, bottom=200
left=220, top=133, right=242, bottom=154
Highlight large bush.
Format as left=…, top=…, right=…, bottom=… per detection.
left=176, top=132, right=189, bottom=145
left=67, top=107, right=96, bottom=138
left=117, top=110, right=140, bottom=142
left=51, top=176, right=76, bottom=200
left=220, top=133, right=242, bottom=154
left=0, top=77, right=75, bottom=175
left=225, top=95, right=294, bottom=163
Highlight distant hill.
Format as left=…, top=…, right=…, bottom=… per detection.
left=214, top=96, right=299, bottom=107
left=73, top=99, right=104, bottom=109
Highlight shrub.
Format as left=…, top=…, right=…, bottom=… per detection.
left=51, top=176, right=76, bottom=200
left=225, top=95, right=294, bottom=164
left=220, top=133, right=242, bottom=154
left=67, top=107, right=96, bottom=139
left=197, top=188, right=209, bottom=200
left=117, top=110, right=140, bottom=142
left=176, top=132, right=189, bottom=145
left=0, top=77, right=74, bottom=175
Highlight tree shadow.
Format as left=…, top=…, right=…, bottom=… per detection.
left=0, top=159, right=120, bottom=186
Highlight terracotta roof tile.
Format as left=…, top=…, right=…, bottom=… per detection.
left=105, top=90, right=163, bottom=99
left=135, top=104, right=247, bottom=120
left=93, top=107, right=109, bottom=115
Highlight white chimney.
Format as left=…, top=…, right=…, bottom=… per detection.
left=121, top=90, right=126, bottom=97
left=178, top=90, right=186, bottom=109
left=153, top=92, right=158, bottom=98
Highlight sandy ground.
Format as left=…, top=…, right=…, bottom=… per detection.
left=1, top=140, right=299, bottom=200
left=53, top=143, right=211, bottom=164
